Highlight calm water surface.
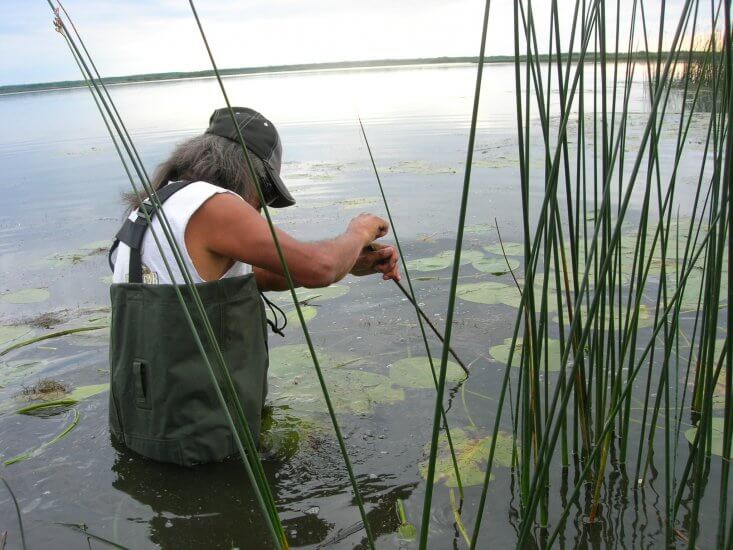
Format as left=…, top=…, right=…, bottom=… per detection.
left=0, top=64, right=723, bottom=548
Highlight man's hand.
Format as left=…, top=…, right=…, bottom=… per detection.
left=347, top=213, right=390, bottom=244
left=350, top=242, right=401, bottom=281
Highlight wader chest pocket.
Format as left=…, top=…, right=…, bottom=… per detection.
left=133, top=360, right=152, bottom=410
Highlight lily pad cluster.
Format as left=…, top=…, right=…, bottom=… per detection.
left=418, top=427, right=515, bottom=487
left=268, top=345, right=404, bottom=416
left=406, top=249, right=520, bottom=275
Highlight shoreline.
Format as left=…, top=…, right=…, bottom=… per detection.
left=0, top=52, right=710, bottom=96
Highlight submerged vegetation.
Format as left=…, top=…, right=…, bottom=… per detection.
left=0, top=0, right=729, bottom=548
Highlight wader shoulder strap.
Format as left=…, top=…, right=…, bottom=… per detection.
left=108, top=180, right=192, bottom=282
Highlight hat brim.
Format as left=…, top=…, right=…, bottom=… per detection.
left=263, top=164, right=295, bottom=208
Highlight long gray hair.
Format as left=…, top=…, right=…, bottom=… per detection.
left=126, top=133, right=268, bottom=209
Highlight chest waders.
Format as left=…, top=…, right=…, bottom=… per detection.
left=108, top=181, right=271, bottom=466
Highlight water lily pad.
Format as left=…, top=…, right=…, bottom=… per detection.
left=389, top=357, right=466, bottom=389
left=473, top=257, right=521, bottom=275
left=483, top=242, right=525, bottom=257
left=419, top=428, right=515, bottom=487
left=435, top=250, right=485, bottom=265
left=285, top=305, right=318, bottom=325
left=406, top=256, right=451, bottom=272
left=489, top=337, right=564, bottom=372
left=551, top=304, right=652, bottom=330
left=67, top=325, right=110, bottom=347
left=268, top=345, right=404, bottom=415
left=0, top=288, right=50, bottom=304
left=668, top=269, right=728, bottom=312
left=407, top=250, right=483, bottom=272
left=14, top=383, right=109, bottom=416
left=0, top=325, right=34, bottom=347
left=274, top=284, right=349, bottom=305
left=68, top=383, right=109, bottom=401
left=456, top=281, right=521, bottom=308
left=684, top=417, right=732, bottom=458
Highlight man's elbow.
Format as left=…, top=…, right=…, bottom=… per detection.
left=297, top=252, right=339, bottom=288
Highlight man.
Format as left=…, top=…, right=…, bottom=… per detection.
left=108, top=107, right=400, bottom=466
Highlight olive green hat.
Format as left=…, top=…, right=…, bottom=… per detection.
left=206, top=107, right=295, bottom=208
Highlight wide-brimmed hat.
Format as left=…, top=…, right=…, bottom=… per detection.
left=205, top=107, right=295, bottom=208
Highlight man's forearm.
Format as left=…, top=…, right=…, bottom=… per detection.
left=254, top=230, right=362, bottom=290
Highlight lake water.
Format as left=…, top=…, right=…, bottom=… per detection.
left=0, top=63, right=725, bottom=548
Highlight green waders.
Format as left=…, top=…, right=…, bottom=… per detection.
left=108, top=181, right=270, bottom=466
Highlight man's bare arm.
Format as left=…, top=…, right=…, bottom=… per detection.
left=194, top=193, right=393, bottom=288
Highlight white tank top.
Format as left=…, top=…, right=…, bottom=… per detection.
left=111, top=181, right=253, bottom=285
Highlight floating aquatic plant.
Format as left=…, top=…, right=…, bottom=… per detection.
left=389, top=357, right=465, bottom=389
left=472, top=256, right=521, bottom=275
left=455, top=281, right=521, bottom=308
left=419, top=428, right=514, bottom=487
left=483, top=242, right=524, bottom=257
left=0, top=289, right=50, bottom=305
left=260, top=406, right=321, bottom=460
left=0, top=326, right=34, bottom=348
left=396, top=499, right=416, bottom=541
left=268, top=345, right=404, bottom=415
left=4, top=408, right=80, bottom=465
left=489, top=337, right=564, bottom=372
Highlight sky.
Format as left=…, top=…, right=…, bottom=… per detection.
left=1, top=0, right=691, bottom=86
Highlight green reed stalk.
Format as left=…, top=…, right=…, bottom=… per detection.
left=185, top=2, right=376, bottom=546
left=50, top=3, right=285, bottom=545
left=718, top=0, right=733, bottom=543
left=1, top=476, right=26, bottom=550
left=418, top=0, right=492, bottom=546
left=515, top=1, right=698, bottom=543
left=358, top=118, right=465, bottom=498
left=546, top=215, right=724, bottom=546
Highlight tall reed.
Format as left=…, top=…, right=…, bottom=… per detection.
left=45, top=0, right=732, bottom=547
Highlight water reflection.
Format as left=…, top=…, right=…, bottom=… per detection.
left=110, top=435, right=417, bottom=548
